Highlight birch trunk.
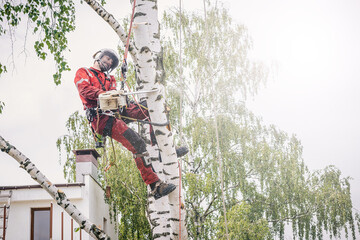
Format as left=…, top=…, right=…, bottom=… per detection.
left=0, top=135, right=111, bottom=240
left=143, top=133, right=172, bottom=239
left=132, top=1, right=187, bottom=239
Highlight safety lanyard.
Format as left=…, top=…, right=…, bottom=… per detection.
left=90, top=69, right=108, bottom=91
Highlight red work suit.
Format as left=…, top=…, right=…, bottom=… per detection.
left=74, top=67, right=159, bottom=185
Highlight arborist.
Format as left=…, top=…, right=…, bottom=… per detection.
left=74, top=48, right=188, bottom=200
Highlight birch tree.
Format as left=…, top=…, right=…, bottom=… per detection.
left=2, top=0, right=187, bottom=238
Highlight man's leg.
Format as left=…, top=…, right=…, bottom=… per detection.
left=92, top=115, right=159, bottom=185
left=125, top=102, right=189, bottom=157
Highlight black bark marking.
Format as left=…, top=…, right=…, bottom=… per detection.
left=164, top=162, right=177, bottom=166
left=155, top=94, right=163, bottom=101
left=158, top=211, right=170, bottom=215
left=153, top=232, right=170, bottom=239
left=169, top=218, right=180, bottom=222
left=154, top=130, right=165, bottom=136
left=140, top=46, right=151, bottom=54
left=81, top=221, right=86, bottom=228
left=22, top=160, right=31, bottom=168
left=170, top=176, right=180, bottom=180
left=134, top=12, right=146, bottom=19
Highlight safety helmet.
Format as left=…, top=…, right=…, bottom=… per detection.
left=93, top=48, right=120, bottom=72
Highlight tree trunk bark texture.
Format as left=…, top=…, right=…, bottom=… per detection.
left=132, top=1, right=187, bottom=239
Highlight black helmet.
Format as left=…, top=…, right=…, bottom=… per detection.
left=93, top=48, right=120, bottom=72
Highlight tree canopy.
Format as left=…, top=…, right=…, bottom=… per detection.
left=2, top=0, right=359, bottom=239
left=0, top=0, right=75, bottom=83
left=56, top=1, right=360, bottom=239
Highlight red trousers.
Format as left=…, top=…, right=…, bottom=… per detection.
left=91, top=103, right=159, bottom=185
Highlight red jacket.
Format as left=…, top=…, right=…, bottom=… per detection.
left=74, top=67, right=117, bottom=109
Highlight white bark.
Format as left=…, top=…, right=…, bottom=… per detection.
left=145, top=142, right=172, bottom=239
left=133, top=0, right=187, bottom=239
left=0, top=135, right=111, bottom=240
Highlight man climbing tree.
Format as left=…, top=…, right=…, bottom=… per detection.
left=74, top=48, right=187, bottom=200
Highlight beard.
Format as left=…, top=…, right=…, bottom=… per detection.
left=98, top=60, right=110, bottom=72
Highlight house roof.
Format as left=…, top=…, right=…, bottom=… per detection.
left=0, top=183, right=85, bottom=191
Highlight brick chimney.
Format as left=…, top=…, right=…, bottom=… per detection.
left=73, top=149, right=100, bottom=182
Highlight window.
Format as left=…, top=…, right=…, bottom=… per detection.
left=31, top=208, right=50, bottom=240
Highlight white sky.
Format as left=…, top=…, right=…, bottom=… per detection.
left=0, top=0, right=359, bottom=235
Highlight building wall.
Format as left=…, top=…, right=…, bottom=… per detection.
left=84, top=175, right=117, bottom=240
left=3, top=177, right=117, bottom=240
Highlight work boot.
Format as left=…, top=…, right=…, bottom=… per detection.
left=176, top=146, right=189, bottom=158
left=151, top=180, right=176, bottom=200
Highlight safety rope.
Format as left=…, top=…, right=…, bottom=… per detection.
left=104, top=138, right=117, bottom=172
left=123, top=0, right=136, bottom=62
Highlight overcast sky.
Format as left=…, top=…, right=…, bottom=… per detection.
left=1, top=0, right=359, bottom=237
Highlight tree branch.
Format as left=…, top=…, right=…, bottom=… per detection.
left=268, top=205, right=320, bottom=223
left=202, top=195, right=218, bottom=218
left=84, top=0, right=138, bottom=64
left=0, top=135, right=111, bottom=240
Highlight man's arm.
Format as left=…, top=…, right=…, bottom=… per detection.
left=74, top=68, right=105, bottom=101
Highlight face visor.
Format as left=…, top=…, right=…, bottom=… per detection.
left=93, top=49, right=120, bottom=73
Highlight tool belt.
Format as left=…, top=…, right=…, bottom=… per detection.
left=85, top=107, right=118, bottom=137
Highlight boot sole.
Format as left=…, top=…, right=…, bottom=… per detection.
left=154, top=185, right=177, bottom=200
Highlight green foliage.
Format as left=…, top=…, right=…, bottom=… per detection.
left=57, top=110, right=152, bottom=239
left=162, top=1, right=359, bottom=239
left=56, top=111, right=93, bottom=181
left=103, top=147, right=152, bottom=240
left=0, top=63, right=6, bottom=75
left=0, top=101, right=4, bottom=114
left=217, top=202, right=270, bottom=240
left=0, top=0, right=75, bottom=84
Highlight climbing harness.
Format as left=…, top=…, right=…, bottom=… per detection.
left=89, top=68, right=109, bottom=91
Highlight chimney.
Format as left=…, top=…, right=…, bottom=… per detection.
left=73, top=149, right=100, bottom=182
